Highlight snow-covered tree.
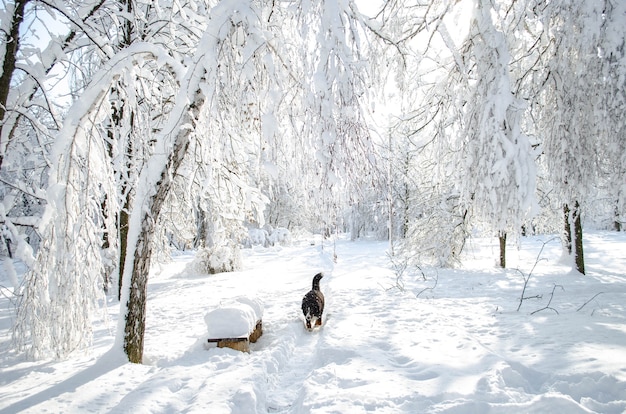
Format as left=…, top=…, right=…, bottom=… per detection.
left=6, top=0, right=626, bottom=363
left=526, top=0, right=624, bottom=274
left=452, top=0, right=537, bottom=267
left=3, top=0, right=122, bottom=357
left=1, top=1, right=108, bottom=278
left=380, top=0, right=478, bottom=267
left=294, top=0, right=375, bottom=237
left=598, top=1, right=626, bottom=231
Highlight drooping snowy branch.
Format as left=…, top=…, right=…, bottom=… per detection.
left=455, top=0, right=538, bottom=234
left=13, top=42, right=183, bottom=359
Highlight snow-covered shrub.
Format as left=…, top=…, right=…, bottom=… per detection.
left=190, top=243, right=242, bottom=274
left=400, top=192, right=470, bottom=268
left=268, top=227, right=291, bottom=246
left=244, top=228, right=269, bottom=248
left=243, top=227, right=291, bottom=248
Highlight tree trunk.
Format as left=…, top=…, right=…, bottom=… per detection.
left=0, top=0, right=29, bottom=170
left=572, top=201, right=585, bottom=274
left=563, top=202, right=585, bottom=274
left=122, top=95, right=203, bottom=363
left=563, top=203, right=572, bottom=255
left=118, top=202, right=130, bottom=299
left=498, top=231, right=506, bottom=268
left=112, top=0, right=135, bottom=300
left=123, top=212, right=158, bottom=363
left=113, top=106, right=134, bottom=301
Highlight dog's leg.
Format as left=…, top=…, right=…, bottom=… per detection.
left=315, top=317, right=322, bottom=326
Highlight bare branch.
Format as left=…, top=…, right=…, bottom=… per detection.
left=531, top=284, right=563, bottom=315
left=576, top=292, right=605, bottom=312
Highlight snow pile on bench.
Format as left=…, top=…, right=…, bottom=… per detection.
left=205, top=297, right=264, bottom=352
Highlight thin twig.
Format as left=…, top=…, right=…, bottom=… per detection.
left=576, top=292, right=604, bottom=312
left=415, top=272, right=438, bottom=299
left=531, top=284, right=563, bottom=315
left=517, top=237, right=558, bottom=311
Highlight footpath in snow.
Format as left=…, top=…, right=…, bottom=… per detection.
left=0, top=232, right=625, bottom=413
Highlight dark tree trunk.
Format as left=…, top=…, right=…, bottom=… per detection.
left=563, top=202, right=585, bottom=275
left=123, top=215, right=154, bottom=363
left=118, top=199, right=130, bottom=299
left=572, top=201, right=585, bottom=274
left=498, top=231, right=506, bottom=268
left=0, top=0, right=29, bottom=170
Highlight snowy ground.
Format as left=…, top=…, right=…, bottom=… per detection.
left=1, top=232, right=625, bottom=413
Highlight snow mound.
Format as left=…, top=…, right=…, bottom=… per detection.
left=268, top=227, right=290, bottom=245
left=188, top=244, right=242, bottom=274
left=247, top=228, right=269, bottom=246
left=204, top=297, right=264, bottom=338
left=244, top=227, right=291, bottom=247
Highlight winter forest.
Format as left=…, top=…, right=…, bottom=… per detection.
left=1, top=0, right=625, bottom=373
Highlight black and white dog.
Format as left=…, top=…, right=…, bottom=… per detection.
left=301, top=273, right=324, bottom=331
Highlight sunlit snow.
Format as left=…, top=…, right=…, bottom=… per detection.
left=1, top=232, right=625, bottom=413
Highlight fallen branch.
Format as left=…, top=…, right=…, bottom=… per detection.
left=531, top=284, right=563, bottom=315
left=415, top=271, right=438, bottom=299
left=576, top=292, right=605, bottom=312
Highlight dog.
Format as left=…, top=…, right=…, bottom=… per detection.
left=301, top=273, right=324, bottom=331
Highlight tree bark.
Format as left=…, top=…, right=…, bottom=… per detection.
left=0, top=0, right=29, bottom=170
left=118, top=197, right=131, bottom=299
left=563, top=202, right=585, bottom=274
left=498, top=230, right=506, bottom=268
left=563, top=203, right=572, bottom=255
left=572, top=201, right=585, bottom=274
left=106, top=93, right=134, bottom=301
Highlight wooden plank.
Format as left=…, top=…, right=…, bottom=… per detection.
left=249, top=320, right=263, bottom=343
left=207, top=337, right=247, bottom=343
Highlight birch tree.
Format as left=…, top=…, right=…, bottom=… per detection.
left=1, top=1, right=108, bottom=277
left=8, top=0, right=186, bottom=358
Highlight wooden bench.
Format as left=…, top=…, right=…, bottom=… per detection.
left=205, top=297, right=264, bottom=353
left=207, top=320, right=263, bottom=353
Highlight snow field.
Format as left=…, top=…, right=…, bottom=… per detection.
left=0, top=232, right=625, bottom=413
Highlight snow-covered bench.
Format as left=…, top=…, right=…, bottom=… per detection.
left=205, top=297, right=263, bottom=352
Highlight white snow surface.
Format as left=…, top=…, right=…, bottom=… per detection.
left=1, top=232, right=626, bottom=413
